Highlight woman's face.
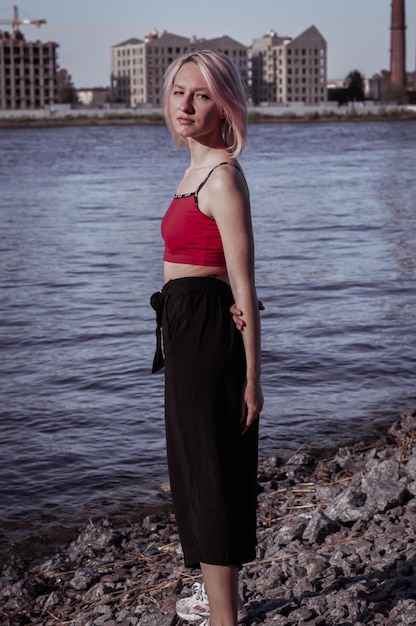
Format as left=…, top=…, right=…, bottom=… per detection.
left=169, top=62, right=223, bottom=145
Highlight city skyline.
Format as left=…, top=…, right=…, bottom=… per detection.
left=1, top=0, right=416, bottom=87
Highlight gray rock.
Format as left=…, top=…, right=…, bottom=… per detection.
left=70, top=567, right=101, bottom=591
left=302, top=509, right=341, bottom=544
left=325, top=458, right=409, bottom=523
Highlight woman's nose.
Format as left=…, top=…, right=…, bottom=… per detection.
left=180, top=97, right=194, bottom=113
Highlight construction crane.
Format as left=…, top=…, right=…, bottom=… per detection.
left=0, top=5, right=46, bottom=34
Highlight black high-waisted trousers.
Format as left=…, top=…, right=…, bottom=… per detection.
left=151, top=277, right=258, bottom=569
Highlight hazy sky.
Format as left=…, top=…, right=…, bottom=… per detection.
left=2, top=1, right=416, bottom=87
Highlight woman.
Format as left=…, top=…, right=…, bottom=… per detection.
left=151, top=49, right=263, bottom=626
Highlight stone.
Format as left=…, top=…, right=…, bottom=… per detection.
left=302, top=510, right=341, bottom=544
left=70, top=567, right=101, bottom=591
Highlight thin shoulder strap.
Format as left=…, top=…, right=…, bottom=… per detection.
left=195, top=161, right=243, bottom=196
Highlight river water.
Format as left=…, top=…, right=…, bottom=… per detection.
left=1, top=120, right=415, bottom=555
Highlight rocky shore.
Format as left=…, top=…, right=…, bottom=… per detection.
left=2, top=411, right=416, bottom=626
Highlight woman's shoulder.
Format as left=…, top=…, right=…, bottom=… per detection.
left=206, top=160, right=248, bottom=195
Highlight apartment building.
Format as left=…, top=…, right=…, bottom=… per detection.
left=250, top=26, right=327, bottom=105
left=110, top=30, right=248, bottom=107
left=0, top=32, right=58, bottom=109
left=198, top=35, right=248, bottom=86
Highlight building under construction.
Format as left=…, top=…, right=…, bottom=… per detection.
left=0, top=6, right=58, bottom=109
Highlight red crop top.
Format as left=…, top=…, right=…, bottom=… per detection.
left=162, top=162, right=242, bottom=267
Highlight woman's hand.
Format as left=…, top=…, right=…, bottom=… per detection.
left=240, top=379, right=264, bottom=435
left=230, top=303, right=245, bottom=332
left=230, top=301, right=264, bottom=333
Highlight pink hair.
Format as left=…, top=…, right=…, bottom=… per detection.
left=163, top=49, right=247, bottom=158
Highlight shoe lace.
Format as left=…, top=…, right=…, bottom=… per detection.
left=192, top=582, right=207, bottom=602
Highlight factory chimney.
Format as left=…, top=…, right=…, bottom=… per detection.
left=390, top=0, right=406, bottom=87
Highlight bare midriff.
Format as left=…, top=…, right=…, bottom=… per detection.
left=164, top=261, right=228, bottom=284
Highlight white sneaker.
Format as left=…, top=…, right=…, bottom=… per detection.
left=176, top=582, right=210, bottom=622
left=176, top=582, right=249, bottom=623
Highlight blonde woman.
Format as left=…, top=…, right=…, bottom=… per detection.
left=151, top=49, right=263, bottom=626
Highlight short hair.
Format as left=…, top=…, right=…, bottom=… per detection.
left=163, top=49, right=248, bottom=158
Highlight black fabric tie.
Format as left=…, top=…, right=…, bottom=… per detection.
left=150, top=291, right=165, bottom=373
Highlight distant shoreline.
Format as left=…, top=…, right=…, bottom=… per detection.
left=1, top=106, right=416, bottom=129
left=0, top=115, right=166, bottom=128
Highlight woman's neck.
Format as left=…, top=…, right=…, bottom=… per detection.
left=187, top=138, right=230, bottom=169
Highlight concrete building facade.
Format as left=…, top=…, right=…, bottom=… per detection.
left=0, top=32, right=58, bottom=109
left=110, top=30, right=248, bottom=107
left=250, top=26, right=327, bottom=105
